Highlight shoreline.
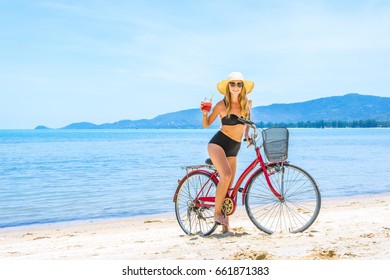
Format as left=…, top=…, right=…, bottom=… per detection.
left=1, top=192, right=387, bottom=233
left=1, top=193, right=389, bottom=260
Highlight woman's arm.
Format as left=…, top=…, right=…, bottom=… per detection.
left=244, top=99, right=253, bottom=139
left=201, top=100, right=221, bottom=128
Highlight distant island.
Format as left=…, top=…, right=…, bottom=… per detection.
left=35, top=93, right=390, bottom=129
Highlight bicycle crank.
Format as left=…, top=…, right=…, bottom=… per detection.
left=222, top=197, right=236, bottom=216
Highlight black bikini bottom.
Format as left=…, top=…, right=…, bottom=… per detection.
left=209, top=131, right=241, bottom=157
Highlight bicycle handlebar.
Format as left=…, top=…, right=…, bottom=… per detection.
left=237, top=117, right=256, bottom=128
left=238, top=117, right=259, bottom=147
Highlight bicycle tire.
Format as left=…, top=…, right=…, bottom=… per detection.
left=244, top=163, right=321, bottom=234
left=174, top=170, right=218, bottom=236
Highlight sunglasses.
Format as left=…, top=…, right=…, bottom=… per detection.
left=229, top=82, right=243, bottom=88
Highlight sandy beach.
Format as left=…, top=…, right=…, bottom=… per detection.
left=1, top=193, right=389, bottom=260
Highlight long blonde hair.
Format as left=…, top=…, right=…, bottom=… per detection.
left=224, top=85, right=251, bottom=119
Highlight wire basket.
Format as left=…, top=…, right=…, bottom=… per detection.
left=261, top=127, right=289, bottom=162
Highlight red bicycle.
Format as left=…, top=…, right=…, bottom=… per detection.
left=173, top=119, right=321, bottom=236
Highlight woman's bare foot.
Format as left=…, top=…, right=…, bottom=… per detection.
left=222, top=216, right=231, bottom=233
left=214, top=214, right=227, bottom=226
left=222, top=224, right=231, bottom=233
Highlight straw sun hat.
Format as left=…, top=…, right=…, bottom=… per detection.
left=216, top=72, right=254, bottom=95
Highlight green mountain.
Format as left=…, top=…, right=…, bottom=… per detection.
left=36, top=93, right=390, bottom=129
left=251, top=93, right=390, bottom=123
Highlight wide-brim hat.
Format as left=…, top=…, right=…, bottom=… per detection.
left=216, top=72, right=254, bottom=95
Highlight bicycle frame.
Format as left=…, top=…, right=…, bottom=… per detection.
left=177, top=142, right=284, bottom=212
left=235, top=146, right=284, bottom=204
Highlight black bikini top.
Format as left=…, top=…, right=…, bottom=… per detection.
left=221, top=114, right=244, bottom=126
left=221, top=99, right=244, bottom=126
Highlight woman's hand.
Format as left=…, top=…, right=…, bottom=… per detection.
left=200, top=101, right=209, bottom=116
left=200, top=101, right=204, bottom=110
left=244, top=137, right=254, bottom=147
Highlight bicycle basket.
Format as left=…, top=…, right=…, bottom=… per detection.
left=261, top=127, right=289, bottom=162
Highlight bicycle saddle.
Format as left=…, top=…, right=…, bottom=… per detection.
left=205, top=158, right=213, bottom=165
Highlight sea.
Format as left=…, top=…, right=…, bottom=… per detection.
left=0, top=128, right=389, bottom=228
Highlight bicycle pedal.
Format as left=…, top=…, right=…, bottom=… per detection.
left=238, top=188, right=243, bottom=193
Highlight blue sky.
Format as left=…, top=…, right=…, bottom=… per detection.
left=1, top=0, right=389, bottom=129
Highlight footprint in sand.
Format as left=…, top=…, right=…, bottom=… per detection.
left=344, top=252, right=358, bottom=257
left=360, top=233, right=374, bottom=238
left=231, top=227, right=249, bottom=235
left=307, top=248, right=338, bottom=260
left=144, top=220, right=163, bottom=223
left=63, top=234, right=77, bottom=237
left=226, top=250, right=270, bottom=260
left=33, top=236, right=51, bottom=240
left=8, top=251, right=23, bottom=256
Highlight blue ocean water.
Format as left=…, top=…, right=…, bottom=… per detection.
left=0, top=128, right=389, bottom=228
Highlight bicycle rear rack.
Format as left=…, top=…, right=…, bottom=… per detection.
left=181, top=164, right=215, bottom=171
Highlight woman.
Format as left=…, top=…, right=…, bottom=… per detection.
left=200, top=72, right=254, bottom=233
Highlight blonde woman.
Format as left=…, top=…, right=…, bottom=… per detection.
left=200, top=72, right=254, bottom=233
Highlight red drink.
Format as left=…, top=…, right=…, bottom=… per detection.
left=201, top=101, right=212, bottom=112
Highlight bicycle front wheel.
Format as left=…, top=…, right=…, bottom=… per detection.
left=174, top=170, right=218, bottom=236
left=244, top=163, right=321, bottom=234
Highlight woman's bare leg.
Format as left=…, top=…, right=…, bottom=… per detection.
left=208, top=143, right=232, bottom=226
left=222, top=156, right=237, bottom=233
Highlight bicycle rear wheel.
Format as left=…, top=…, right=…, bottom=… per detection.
left=244, top=163, right=321, bottom=234
left=174, top=170, right=218, bottom=236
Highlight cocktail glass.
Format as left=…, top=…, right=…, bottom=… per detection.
left=201, top=98, right=212, bottom=112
